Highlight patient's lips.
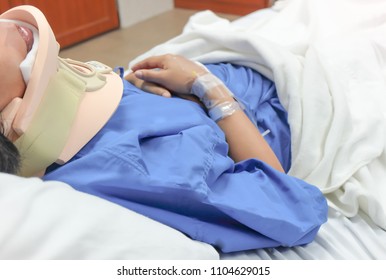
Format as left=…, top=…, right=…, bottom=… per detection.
left=16, top=24, right=33, bottom=52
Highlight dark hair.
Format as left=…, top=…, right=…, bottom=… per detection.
left=0, top=128, right=21, bottom=174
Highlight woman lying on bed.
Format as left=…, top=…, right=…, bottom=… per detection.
left=0, top=5, right=327, bottom=253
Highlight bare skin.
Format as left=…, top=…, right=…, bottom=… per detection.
left=0, top=22, right=284, bottom=173
left=0, top=22, right=31, bottom=111
left=126, top=54, right=284, bottom=173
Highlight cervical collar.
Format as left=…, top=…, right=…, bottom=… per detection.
left=0, top=6, right=123, bottom=176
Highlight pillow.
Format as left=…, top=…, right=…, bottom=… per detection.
left=0, top=173, right=219, bottom=259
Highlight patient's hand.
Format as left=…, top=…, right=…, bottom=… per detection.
left=125, top=71, right=204, bottom=107
left=131, top=54, right=208, bottom=96
left=125, top=72, right=172, bottom=97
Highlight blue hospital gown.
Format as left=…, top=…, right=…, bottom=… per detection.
left=44, top=63, right=328, bottom=253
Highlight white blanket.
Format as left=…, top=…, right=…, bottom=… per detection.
left=0, top=173, right=219, bottom=259
left=129, top=0, right=386, bottom=229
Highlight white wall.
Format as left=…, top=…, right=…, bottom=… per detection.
left=117, top=0, right=174, bottom=28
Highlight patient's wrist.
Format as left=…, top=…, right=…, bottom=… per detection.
left=208, top=101, right=242, bottom=122
left=191, top=72, right=235, bottom=109
left=190, top=72, right=243, bottom=122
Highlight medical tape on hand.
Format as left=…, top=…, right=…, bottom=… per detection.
left=208, top=101, right=242, bottom=122
left=191, top=72, right=235, bottom=109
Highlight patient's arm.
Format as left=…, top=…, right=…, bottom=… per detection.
left=130, top=54, right=284, bottom=173
left=205, top=87, right=284, bottom=172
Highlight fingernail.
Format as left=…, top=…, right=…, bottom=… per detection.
left=135, top=71, right=143, bottom=79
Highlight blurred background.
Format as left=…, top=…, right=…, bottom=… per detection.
left=1, top=0, right=271, bottom=68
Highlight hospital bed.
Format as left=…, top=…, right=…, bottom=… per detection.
left=1, top=0, right=386, bottom=260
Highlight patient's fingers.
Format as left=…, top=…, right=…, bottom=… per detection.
left=125, top=72, right=171, bottom=97
left=142, top=82, right=171, bottom=97
left=131, top=54, right=208, bottom=94
left=131, top=55, right=169, bottom=71
left=134, top=68, right=165, bottom=84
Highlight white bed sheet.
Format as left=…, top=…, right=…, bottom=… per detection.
left=2, top=0, right=385, bottom=260
left=222, top=207, right=386, bottom=260
left=128, top=0, right=386, bottom=260
left=0, top=173, right=219, bottom=260
left=221, top=1, right=386, bottom=261
left=130, top=0, right=386, bottom=230
left=224, top=3, right=386, bottom=260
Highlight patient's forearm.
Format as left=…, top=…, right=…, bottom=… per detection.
left=129, top=54, right=284, bottom=172
left=216, top=101, right=284, bottom=172
left=205, top=90, right=284, bottom=173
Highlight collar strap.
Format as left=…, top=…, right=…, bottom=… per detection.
left=14, top=59, right=116, bottom=176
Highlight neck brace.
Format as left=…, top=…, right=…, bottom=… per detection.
left=0, top=6, right=123, bottom=176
